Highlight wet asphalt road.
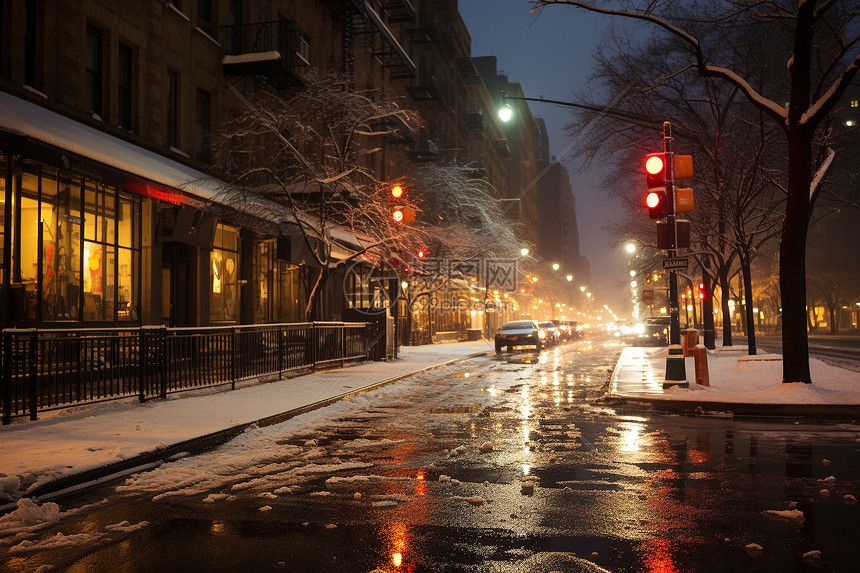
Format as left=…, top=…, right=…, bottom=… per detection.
left=5, top=335, right=860, bottom=573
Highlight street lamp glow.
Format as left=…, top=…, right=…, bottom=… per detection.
left=552, top=263, right=560, bottom=271
left=566, top=274, right=573, bottom=281
left=580, top=286, right=586, bottom=292
left=498, top=104, right=514, bottom=123
left=625, top=243, right=636, bottom=254
left=520, top=247, right=529, bottom=256
left=629, top=270, right=636, bottom=277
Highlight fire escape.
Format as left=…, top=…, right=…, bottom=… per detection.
left=218, top=20, right=311, bottom=89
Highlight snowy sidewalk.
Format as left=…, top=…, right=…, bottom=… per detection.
left=608, top=345, right=860, bottom=416
left=0, top=340, right=494, bottom=506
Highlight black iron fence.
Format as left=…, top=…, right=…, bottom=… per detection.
left=1, top=322, right=372, bottom=425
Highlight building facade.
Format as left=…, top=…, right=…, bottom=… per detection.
left=0, top=0, right=541, bottom=340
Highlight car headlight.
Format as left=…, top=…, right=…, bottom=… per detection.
left=538, top=331, right=546, bottom=339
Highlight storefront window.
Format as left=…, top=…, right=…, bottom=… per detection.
left=211, top=223, right=239, bottom=322
left=0, top=155, right=6, bottom=287
left=19, top=163, right=40, bottom=319
left=254, top=239, right=304, bottom=323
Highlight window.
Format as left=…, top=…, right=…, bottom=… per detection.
left=166, top=70, right=179, bottom=148
left=254, top=240, right=304, bottom=322
left=118, top=42, right=134, bottom=130
left=210, top=224, right=239, bottom=322
left=851, top=100, right=859, bottom=108
left=24, top=0, right=38, bottom=87
left=197, top=0, right=214, bottom=35
left=86, top=25, right=103, bottom=117
left=226, top=0, right=243, bottom=54
left=194, top=88, right=211, bottom=162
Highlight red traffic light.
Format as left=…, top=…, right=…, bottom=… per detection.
left=645, top=154, right=664, bottom=175
left=645, top=152, right=667, bottom=189
left=391, top=185, right=403, bottom=199
left=698, top=282, right=706, bottom=300
left=645, top=190, right=667, bottom=219
left=392, top=209, right=404, bottom=222
left=417, top=249, right=426, bottom=258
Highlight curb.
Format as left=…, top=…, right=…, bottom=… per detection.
left=26, top=355, right=483, bottom=504
left=605, top=395, right=860, bottom=419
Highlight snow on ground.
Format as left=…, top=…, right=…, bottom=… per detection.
left=2, top=338, right=859, bottom=560
left=611, top=345, right=860, bottom=404
left=0, top=341, right=492, bottom=505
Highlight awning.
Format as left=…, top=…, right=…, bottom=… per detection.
left=0, top=90, right=386, bottom=265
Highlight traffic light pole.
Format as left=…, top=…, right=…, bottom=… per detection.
left=662, top=122, right=688, bottom=387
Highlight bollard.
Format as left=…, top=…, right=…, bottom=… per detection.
left=694, top=344, right=710, bottom=387
left=682, top=328, right=699, bottom=357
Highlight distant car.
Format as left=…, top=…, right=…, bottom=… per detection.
left=538, top=321, right=560, bottom=347
left=554, top=320, right=580, bottom=342
left=495, top=320, right=545, bottom=353
left=631, top=316, right=671, bottom=346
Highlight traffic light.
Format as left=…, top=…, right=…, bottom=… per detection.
left=697, top=282, right=707, bottom=301
left=416, top=248, right=426, bottom=259
left=645, top=189, right=668, bottom=219
left=645, top=152, right=668, bottom=219
left=645, top=152, right=667, bottom=189
left=389, top=183, right=416, bottom=223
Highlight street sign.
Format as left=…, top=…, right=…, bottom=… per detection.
left=662, top=257, right=688, bottom=270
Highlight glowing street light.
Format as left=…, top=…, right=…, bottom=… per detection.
left=520, top=247, right=530, bottom=256
left=552, top=263, right=560, bottom=271
left=566, top=274, right=573, bottom=282
left=498, top=104, right=514, bottom=123
left=625, top=242, right=637, bottom=254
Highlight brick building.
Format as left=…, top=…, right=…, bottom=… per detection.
left=0, top=0, right=539, bottom=336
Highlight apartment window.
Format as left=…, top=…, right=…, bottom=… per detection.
left=197, top=0, right=214, bottom=35
left=851, top=100, right=859, bottom=108
left=166, top=70, right=179, bottom=148
left=117, top=43, right=134, bottom=130
left=86, top=25, right=104, bottom=117
left=226, top=0, right=243, bottom=54
left=194, top=88, right=211, bottom=162
left=24, top=0, right=38, bottom=87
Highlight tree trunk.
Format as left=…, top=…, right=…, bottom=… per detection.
left=718, top=265, right=733, bottom=346
left=741, top=253, right=757, bottom=355
left=779, top=126, right=812, bottom=383
left=304, top=267, right=328, bottom=321
left=702, top=271, right=716, bottom=350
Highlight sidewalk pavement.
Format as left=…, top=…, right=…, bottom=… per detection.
left=3, top=338, right=858, bottom=510
left=0, top=340, right=494, bottom=507
left=607, top=345, right=860, bottom=418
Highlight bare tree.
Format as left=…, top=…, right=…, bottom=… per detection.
left=559, top=20, right=785, bottom=353
left=531, top=0, right=860, bottom=383
left=213, top=72, right=520, bottom=319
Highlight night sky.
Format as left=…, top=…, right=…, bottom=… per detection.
left=458, top=1, right=631, bottom=313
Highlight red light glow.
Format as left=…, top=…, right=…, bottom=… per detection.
left=646, top=192, right=663, bottom=209
left=645, top=155, right=664, bottom=175
left=391, top=185, right=404, bottom=199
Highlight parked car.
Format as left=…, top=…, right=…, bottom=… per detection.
left=538, top=321, right=560, bottom=347
left=495, top=320, right=545, bottom=353
left=630, top=316, right=671, bottom=346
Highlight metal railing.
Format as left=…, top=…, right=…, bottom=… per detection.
left=1, top=322, right=371, bottom=424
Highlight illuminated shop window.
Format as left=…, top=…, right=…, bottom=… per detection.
left=10, top=160, right=139, bottom=323
left=254, top=239, right=303, bottom=323
left=211, top=223, right=239, bottom=322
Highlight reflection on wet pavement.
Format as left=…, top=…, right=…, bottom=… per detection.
left=10, top=337, right=860, bottom=573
